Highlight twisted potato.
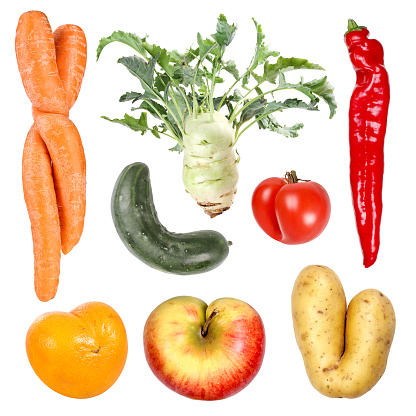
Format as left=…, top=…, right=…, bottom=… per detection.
left=292, top=265, right=395, bottom=398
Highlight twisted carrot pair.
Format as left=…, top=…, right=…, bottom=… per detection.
left=16, top=11, right=87, bottom=301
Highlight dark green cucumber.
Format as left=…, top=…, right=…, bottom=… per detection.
left=111, top=162, right=230, bottom=275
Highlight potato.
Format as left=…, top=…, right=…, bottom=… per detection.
left=292, top=265, right=395, bottom=398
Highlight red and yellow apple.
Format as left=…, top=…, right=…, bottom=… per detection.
left=143, top=296, right=265, bottom=400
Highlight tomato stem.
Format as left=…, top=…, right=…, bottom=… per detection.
left=285, top=170, right=298, bottom=184
left=201, top=308, right=219, bottom=337
left=285, top=170, right=310, bottom=184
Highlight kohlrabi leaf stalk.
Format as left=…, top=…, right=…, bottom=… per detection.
left=97, top=15, right=337, bottom=217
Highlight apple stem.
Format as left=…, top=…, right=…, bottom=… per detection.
left=201, top=308, right=219, bottom=337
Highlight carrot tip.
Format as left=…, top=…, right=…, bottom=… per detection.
left=36, top=289, right=58, bottom=302
left=62, top=242, right=77, bottom=255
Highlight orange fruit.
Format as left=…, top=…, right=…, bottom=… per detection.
left=26, top=301, right=128, bottom=399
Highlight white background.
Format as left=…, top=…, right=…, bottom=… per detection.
left=2, top=0, right=414, bottom=414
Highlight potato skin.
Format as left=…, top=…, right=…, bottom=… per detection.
left=292, top=265, right=395, bottom=398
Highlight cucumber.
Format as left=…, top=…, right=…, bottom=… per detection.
left=111, top=162, right=230, bottom=275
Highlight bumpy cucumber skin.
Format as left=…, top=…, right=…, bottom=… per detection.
left=111, top=162, right=230, bottom=275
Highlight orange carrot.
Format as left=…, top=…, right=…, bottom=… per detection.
left=53, top=24, right=87, bottom=110
left=33, top=112, right=86, bottom=255
left=15, top=11, right=68, bottom=115
left=23, top=125, right=61, bottom=302
left=17, top=10, right=87, bottom=300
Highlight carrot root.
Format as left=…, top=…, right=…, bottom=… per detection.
left=17, top=11, right=87, bottom=300
left=53, top=24, right=87, bottom=110
left=34, top=112, right=86, bottom=255
left=23, top=125, right=61, bottom=301
left=15, top=11, right=68, bottom=115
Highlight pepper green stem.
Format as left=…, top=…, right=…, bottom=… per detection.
left=345, top=19, right=367, bottom=35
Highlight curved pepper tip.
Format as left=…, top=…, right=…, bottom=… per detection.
left=363, top=255, right=377, bottom=268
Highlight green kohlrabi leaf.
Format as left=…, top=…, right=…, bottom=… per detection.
left=240, top=98, right=267, bottom=123
left=279, top=74, right=337, bottom=118
left=257, top=113, right=304, bottom=138
left=237, top=97, right=318, bottom=132
left=223, top=60, right=239, bottom=80
left=163, top=86, right=189, bottom=123
left=197, top=33, right=217, bottom=60
left=273, top=57, right=324, bottom=73
left=173, top=65, right=203, bottom=87
left=169, top=143, right=184, bottom=153
left=213, top=96, right=225, bottom=110
left=97, top=31, right=176, bottom=78
left=97, top=31, right=148, bottom=60
left=169, top=48, right=199, bottom=65
left=242, top=19, right=279, bottom=88
left=101, top=112, right=164, bottom=137
left=118, top=54, right=161, bottom=97
left=214, top=88, right=242, bottom=113
left=265, top=98, right=319, bottom=113
left=257, top=57, right=324, bottom=84
left=119, top=91, right=156, bottom=103
left=133, top=100, right=168, bottom=120
left=174, top=87, right=192, bottom=115
left=211, top=14, right=237, bottom=50
left=141, top=43, right=174, bottom=77
left=154, top=73, right=171, bottom=92
left=302, top=77, right=337, bottom=118
left=204, top=73, right=224, bottom=83
left=251, top=19, right=280, bottom=67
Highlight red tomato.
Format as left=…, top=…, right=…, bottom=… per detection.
left=252, top=174, right=331, bottom=245
left=251, top=177, right=286, bottom=241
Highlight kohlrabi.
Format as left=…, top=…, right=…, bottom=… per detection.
left=97, top=15, right=336, bottom=217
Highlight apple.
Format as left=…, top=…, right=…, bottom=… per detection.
left=143, top=296, right=265, bottom=400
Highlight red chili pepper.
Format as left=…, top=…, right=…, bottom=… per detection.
left=345, top=19, right=390, bottom=268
